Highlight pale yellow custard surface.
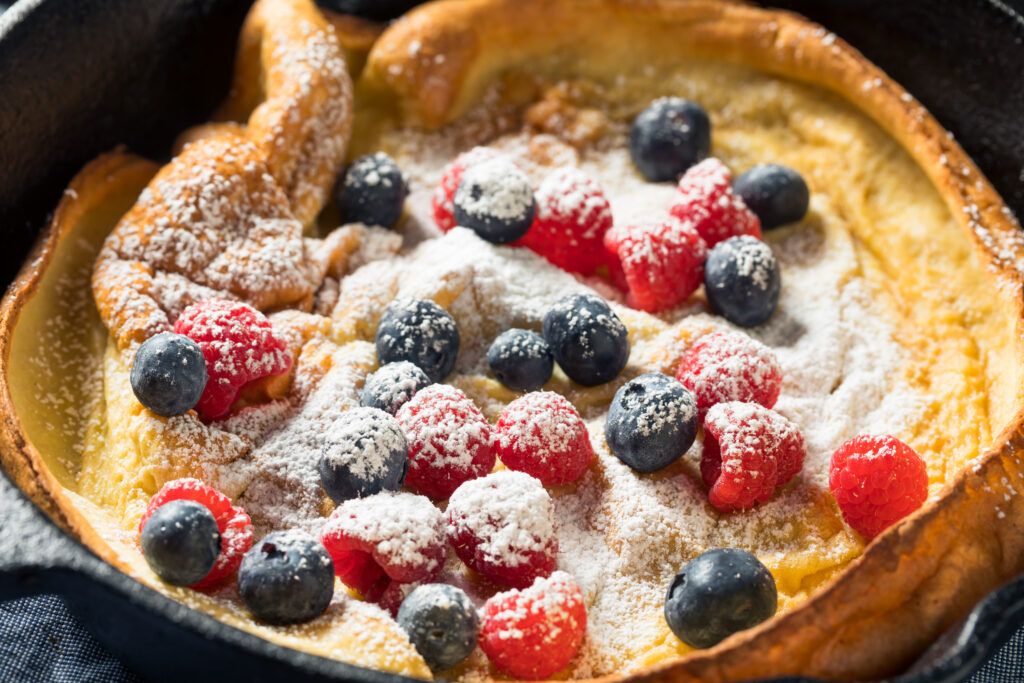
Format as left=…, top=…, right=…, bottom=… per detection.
left=10, top=56, right=1013, bottom=680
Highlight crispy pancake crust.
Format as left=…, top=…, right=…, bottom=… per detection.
left=1, top=1, right=1024, bottom=682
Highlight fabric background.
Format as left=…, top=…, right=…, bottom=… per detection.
left=0, top=592, right=1022, bottom=682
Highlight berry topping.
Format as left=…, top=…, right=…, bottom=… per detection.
left=376, top=298, right=460, bottom=383
left=453, top=158, right=536, bottom=244
left=605, top=218, right=707, bottom=312
left=478, top=571, right=587, bottom=679
left=396, top=384, right=495, bottom=500
left=140, top=478, right=253, bottom=590
left=669, top=158, right=762, bottom=248
left=238, top=530, right=334, bottom=625
left=447, top=471, right=557, bottom=588
left=360, top=361, right=431, bottom=415
left=606, top=373, right=698, bottom=473
left=675, top=330, right=782, bottom=419
left=701, top=402, right=806, bottom=512
left=829, top=435, right=928, bottom=539
left=542, top=293, right=630, bottom=386
left=140, top=499, right=221, bottom=587
left=432, top=146, right=503, bottom=232
left=130, top=332, right=208, bottom=417
left=495, top=391, right=594, bottom=485
left=664, top=548, right=777, bottom=648
left=318, top=407, right=408, bottom=505
left=704, top=235, right=781, bottom=328
left=733, top=163, right=810, bottom=230
left=398, top=584, right=480, bottom=672
left=487, top=329, right=554, bottom=393
left=173, top=299, right=291, bottom=421
left=519, top=167, right=613, bottom=275
left=321, top=492, right=445, bottom=601
left=629, top=97, right=711, bottom=182
left=336, top=152, right=408, bottom=229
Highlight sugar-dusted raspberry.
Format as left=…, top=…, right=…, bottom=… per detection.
left=670, top=158, right=761, bottom=248
left=395, top=384, right=496, bottom=500
left=701, top=402, right=805, bottom=512
left=431, top=146, right=504, bottom=232
left=829, top=435, right=928, bottom=539
left=494, top=391, right=593, bottom=485
left=605, top=218, right=707, bottom=312
left=173, top=299, right=291, bottom=421
left=675, top=330, right=782, bottom=419
left=478, top=571, right=587, bottom=679
left=447, top=471, right=557, bottom=588
left=139, top=478, right=253, bottom=590
left=320, top=491, right=445, bottom=601
left=519, top=167, right=613, bottom=275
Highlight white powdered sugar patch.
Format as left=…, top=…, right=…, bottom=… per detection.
left=324, top=492, right=445, bottom=573
left=447, top=471, right=556, bottom=567
left=318, top=407, right=406, bottom=481
left=453, top=158, right=534, bottom=223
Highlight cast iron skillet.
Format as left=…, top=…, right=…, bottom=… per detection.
left=1, top=0, right=1024, bottom=681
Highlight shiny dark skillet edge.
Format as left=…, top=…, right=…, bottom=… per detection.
left=1, top=0, right=1024, bottom=681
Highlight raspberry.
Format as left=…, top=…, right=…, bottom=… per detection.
left=829, top=435, right=928, bottom=539
left=431, top=146, right=503, bottom=232
left=670, top=158, right=761, bottom=248
left=494, top=391, right=594, bottom=485
left=173, top=299, right=291, bottom=421
left=518, top=167, right=613, bottom=275
left=139, top=478, right=253, bottom=590
left=320, top=492, right=445, bottom=601
left=604, top=218, right=707, bottom=312
left=675, top=330, right=782, bottom=419
left=447, top=471, right=557, bottom=588
left=701, top=402, right=805, bottom=512
left=395, top=384, right=496, bottom=500
left=478, top=571, right=587, bottom=679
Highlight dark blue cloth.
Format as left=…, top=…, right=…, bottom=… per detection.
left=1, top=593, right=1023, bottom=682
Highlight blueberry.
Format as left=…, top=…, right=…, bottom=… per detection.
left=398, top=584, right=479, bottom=671
left=542, top=294, right=630, bottom=387
left=140, top=500, right=220, bottom=586
left=606, top=373, right=697, bottom=473
left=319, top=407, right=408, bottom=504
left=376, top=298, right=460, bottom=382
left=315, top=0, right=423, bottom=21
left=238, top=530, right=334, bottom=625
left=629, top=98, right=711, bottom=182
left=733, top=164, right=809, bottom=230
left=360, top=361, right=431, bottom=414
left=336, top=152, right=408, bottom=229
left=453, top=158, right=535, bottom=244
left=130, top=332, right=208, bottom=417
left=486, top=329, right=554, bottom=392
left=664, top=548, right=777, bottom=648
left=704, top=236, right=781, bottom=327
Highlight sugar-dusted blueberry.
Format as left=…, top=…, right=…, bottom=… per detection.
left=606, top=373, right=697, bottom=473
left=130, top=332, right=208, bottom=417
left=140, top=499, right=221, bottom=586
left=238, top=530, right=334, bottom=625
left=376, top=298, right=460, bottom=382
left=629, top=98, right=711, bottom=182
left=704, top=236, right=781, bottom=327
left=319, top=407, right=409, bottom=504
left=486, top=329, right=554, bottom=392
left=542, top=293, right=630, bottom=386
left=664, top=548, right=777, bottom=648
left=397, top=584, right=480, bottom=671
left=336, top=152, right=408, bottom=229
left=733, top=163, right=809, bottom=230
left=360, top=361, right=431, bottom=415
left=453, top=158, right=536, bottom=244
